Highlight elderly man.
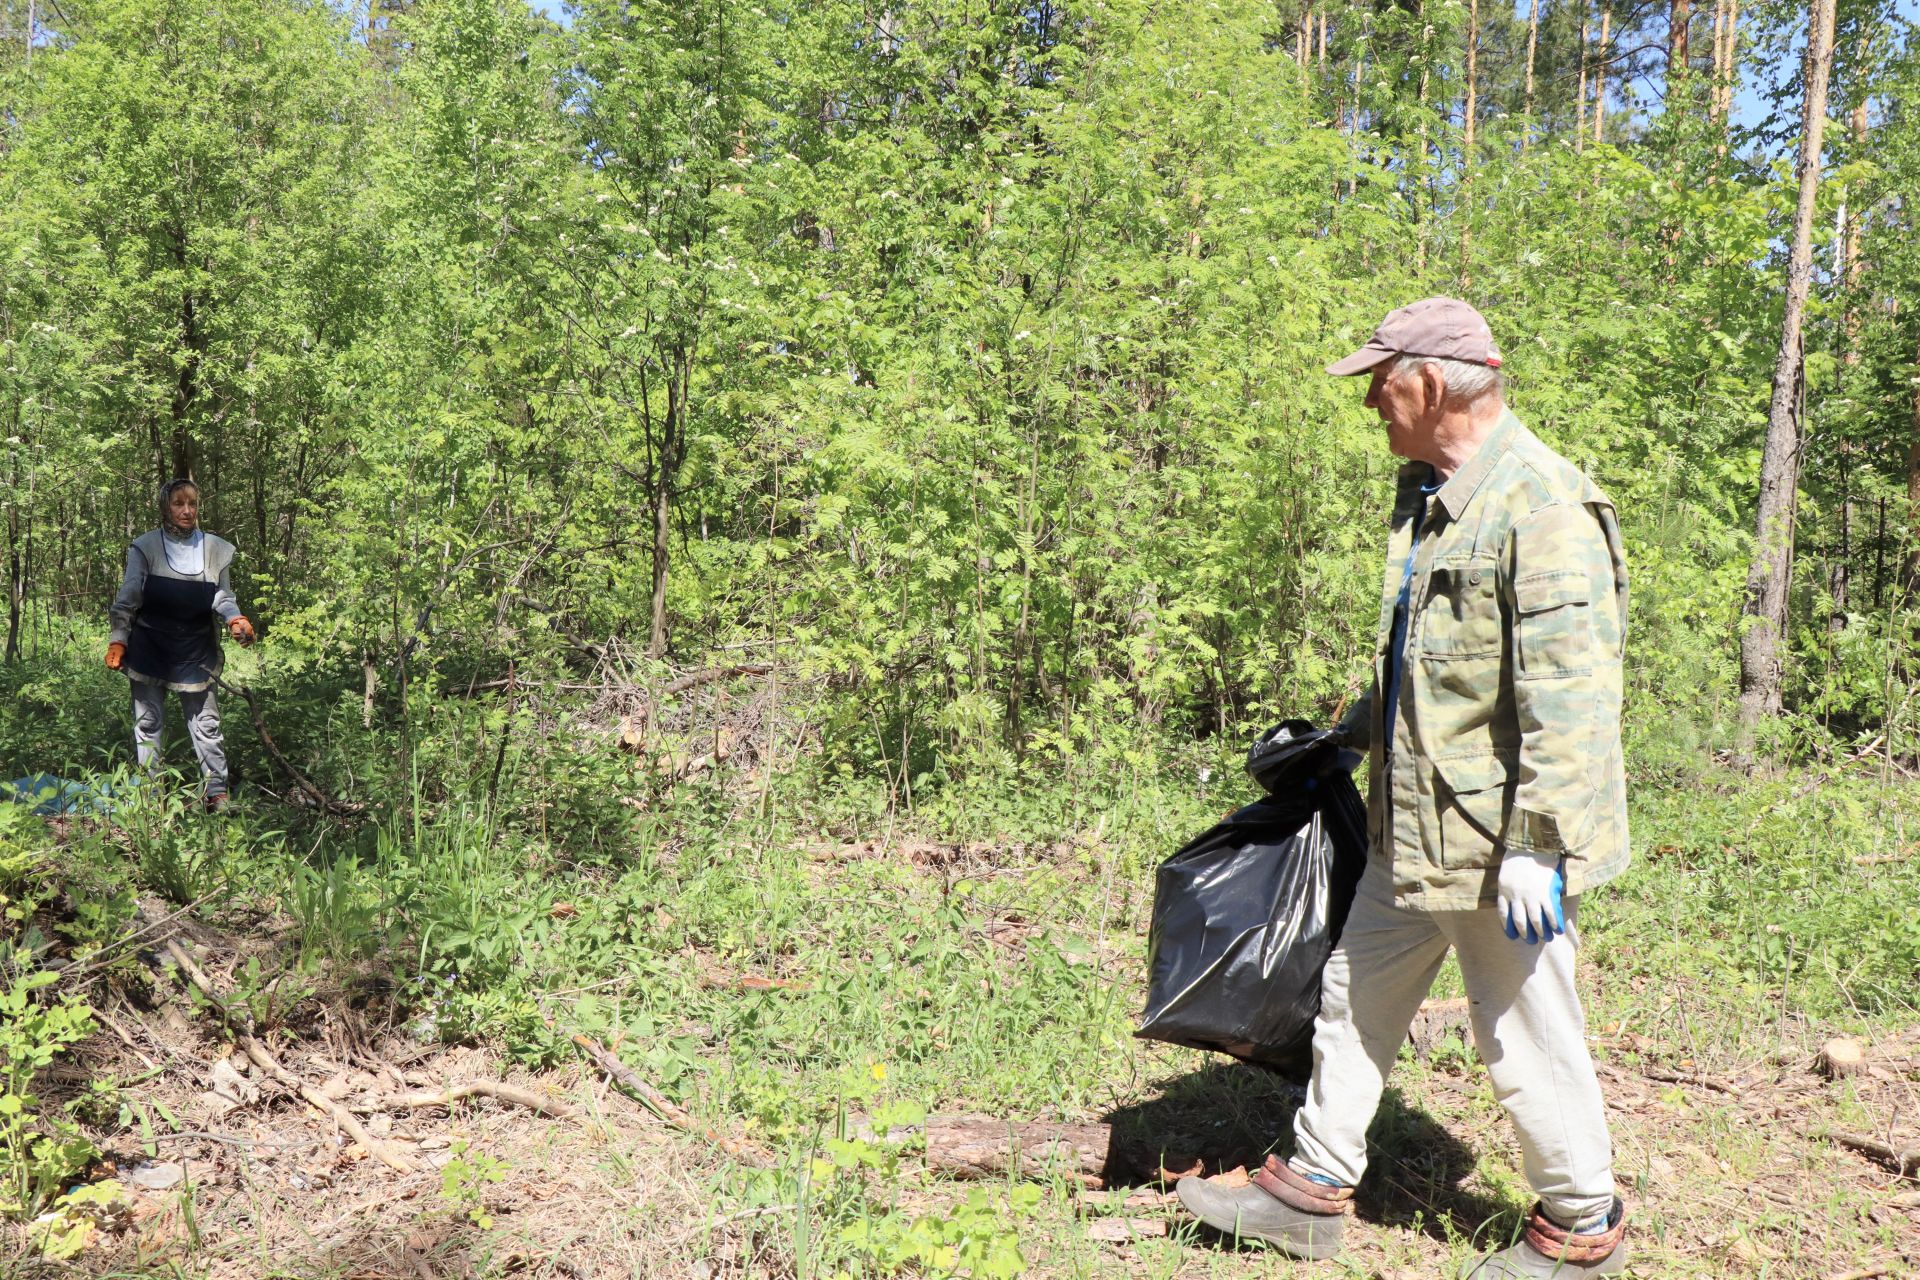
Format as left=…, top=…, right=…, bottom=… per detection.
left=1177, top=298, right=1631, bottom=1278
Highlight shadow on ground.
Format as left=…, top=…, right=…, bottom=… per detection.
left=1105, top=1062, right=1515, bottom=1248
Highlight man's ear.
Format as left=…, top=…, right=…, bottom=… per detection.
left=1419, top=362, right=1447, bottom=414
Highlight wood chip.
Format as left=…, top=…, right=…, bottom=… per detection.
left=1087, top=1217, right=1167, bottom=1243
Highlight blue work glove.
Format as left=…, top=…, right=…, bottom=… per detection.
left=1496, top=852, right=1566, bottom=944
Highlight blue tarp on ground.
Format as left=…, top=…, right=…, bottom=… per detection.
left=5, top=774, right=121, bottom=816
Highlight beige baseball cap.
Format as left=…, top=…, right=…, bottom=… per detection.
left=1326, top=297, right=1504, bottom=376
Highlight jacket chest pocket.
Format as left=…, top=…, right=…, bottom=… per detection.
left=1418, top=560, right=1502, bottom=658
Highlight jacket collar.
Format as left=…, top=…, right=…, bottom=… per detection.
left=1432, top=408, right=1521, bottom=522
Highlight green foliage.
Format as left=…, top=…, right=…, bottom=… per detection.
left=0, top=970, right=98, bottom=1218
left=437, top=1139, right=508, bottom=1231
left=836, top=1185, right=1040, bottom=1280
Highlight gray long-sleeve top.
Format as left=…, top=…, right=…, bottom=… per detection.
left=108, top=528, right=242, bottom=645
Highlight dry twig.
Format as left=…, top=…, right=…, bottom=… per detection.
left=160, top=938, right=416, bottom=1174
left=388, top=1081, right=575, bottom=1120
left=1823, top=1131, right=1920, bottom=1179
left=219, top=679, right=366, bottom=816
left=569, top=1032, right=774, bottom=1169
left=1639, top=1066, right=1743, bottom=1096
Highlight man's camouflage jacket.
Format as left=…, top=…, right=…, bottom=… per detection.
left=1337, top=409, right=1631, bottom=910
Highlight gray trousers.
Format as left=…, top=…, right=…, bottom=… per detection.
left=130, top=681, right=228, bottom=797
left=1291, top=855, right=1615, bottom=1227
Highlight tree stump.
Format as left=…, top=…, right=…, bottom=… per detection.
left=1818, top=1036, right=1866, bottom=1080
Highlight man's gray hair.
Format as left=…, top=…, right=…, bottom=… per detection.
left=1390, top=352, right=1503, bottom=405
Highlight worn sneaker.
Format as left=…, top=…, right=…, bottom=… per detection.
left=1459, top=1198, right=1628, bottom=1278
left=205, top=792, right=230, bottom=813
left=1175, top=1156, right=1350, bottom=1259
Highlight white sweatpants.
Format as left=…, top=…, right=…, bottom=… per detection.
left=1291, top=855, right=1615, bottom=1227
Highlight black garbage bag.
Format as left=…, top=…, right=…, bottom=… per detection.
left=1135, top=721, right=1367, bottom=1079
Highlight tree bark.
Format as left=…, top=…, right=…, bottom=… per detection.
left=1670, top=0, right=1690, bottom=76
left=1593, top=4, right=1612, bottom=144
left=170, top=290, right=204, bottom=482
left=1522, top=0, right=1540, bottom=153
left=648, top=344, right=690, bottom=659
left=1737, top=0, right=1837, bottom=738
left=1459, top=0, right=1479, bottom=287
left=5, top=503, right=21, bottom=664
left=1713, top=0, right=1739, bottom=134
left=1709, top=0, right=1725, bottom=111
left=1415, top=0, right=1432, bottom=271
left=1577, top=3, right=1591, bottom=153
left=1907, top=334, right=1920, bottom=600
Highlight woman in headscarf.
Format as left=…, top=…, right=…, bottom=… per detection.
left=106, top=479, right=255, bottom=809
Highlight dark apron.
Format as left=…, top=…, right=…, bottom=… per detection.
left=125, top=572, right=222, bottom=692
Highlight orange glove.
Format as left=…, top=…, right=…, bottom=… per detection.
left=228, top=616, right=256, bottom=645
left=105, top=642, right=126, bottom=670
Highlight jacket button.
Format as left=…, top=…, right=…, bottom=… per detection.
left=1468, top=570, right=1483, bottom=586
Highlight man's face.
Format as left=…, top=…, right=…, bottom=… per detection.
left=1363, top=360, right=1437, bottom=462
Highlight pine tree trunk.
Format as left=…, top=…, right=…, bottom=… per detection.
left=1577, top=3, right=1591, bottom=152
left=1737, top=0, right=1837, bottom=739
left=1347, top=16, right=1367, bottom=198
left=5, top=504, right=21, bottom=664
left=1709, top=0, right=1725, bottom=113
left=1712, top=0, right=1739, bottom=155
left=1593, top=5, right=1612, bottom=144
left=1670, top=0, right=1690, bottom=75
left=648, top=346, right=691, bottom=660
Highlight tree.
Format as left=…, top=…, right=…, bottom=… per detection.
left=0, top=0, right=378, bottom=597
left=1737, top=0, right=1838, bottom=736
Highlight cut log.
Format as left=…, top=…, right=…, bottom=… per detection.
left=1818, top=1036, right=1866, bottom=1080
left=850, top=1115, right=1111, bottom=1188
left=925, top=1116, right=1111, bottom=1187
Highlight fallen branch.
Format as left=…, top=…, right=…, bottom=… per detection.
left=60, top=891, right=224, bottom=983
left=389, top=1082, right=575, bottom=1121
left=1823, top=1131, right=1920, bottom=1179
left=570, top=1032, right=774, bottom=1169
left=160, top=938, right=415, bottom=1174
left=618, top=665, right=774, bottom=754
left=219, top=680, right=366, bottom=816
left=1640, top=1066, right=1743, bottom=1097
left=661, top=664, right=773, bottom=699
left=1823, top=1267, right=1893, bottom=1280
